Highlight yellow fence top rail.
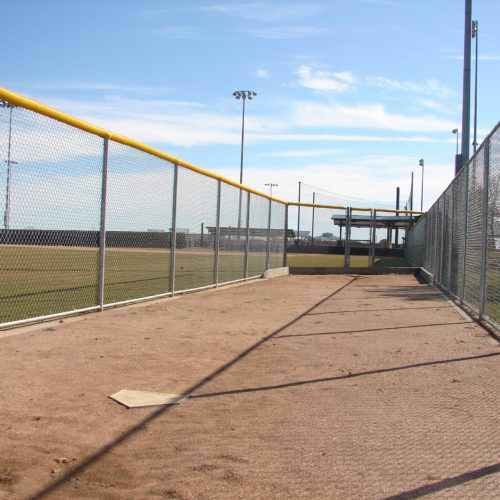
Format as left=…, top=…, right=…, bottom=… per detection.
left=0, top=86, right=426, bottom=215
left=0, top=86, right=286, bottom=204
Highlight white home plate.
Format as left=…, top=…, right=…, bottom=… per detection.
left=109, top=389, right=188, bottom=408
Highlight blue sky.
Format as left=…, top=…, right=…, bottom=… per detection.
left=2, top=0, right=499, bottom=215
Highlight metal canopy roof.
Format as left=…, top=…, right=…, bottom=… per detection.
left=331, top=214, right=417, bottom=229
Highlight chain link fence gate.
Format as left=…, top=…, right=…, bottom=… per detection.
left=406, top=122, right=500, bottom=331
left=0, top=88, right=287, bottom=327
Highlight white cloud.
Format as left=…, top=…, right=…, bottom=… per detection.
left=199, top=3, right=322, bottom=22
left=251, top=133, right=445, bottom=143
left=36, top=82, right=172, bottom=94
left=417, top=99, right=452, bottom=113
left=291, top=101, right=456, bottom=132
left=260, top=148, right=344, bottom=157
left=367, top=77, right=453, bottom=98
left=256, top=68, right=270, bottom=79
left=239, top=25, right=327, bottom=39
left=217, top=154, right=454, bottom=213
left=297, top=66, right=357, bottom=92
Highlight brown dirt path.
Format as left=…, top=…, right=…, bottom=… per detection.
left=0, top=274, right=498, bottom=499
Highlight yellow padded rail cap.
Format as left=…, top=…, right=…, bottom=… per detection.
left=0, top=86, right=287, bottom=204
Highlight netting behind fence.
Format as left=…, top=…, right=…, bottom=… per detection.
left=0, top=92, right=286, bottom=326
left=406, top=122, right=500, bottom=330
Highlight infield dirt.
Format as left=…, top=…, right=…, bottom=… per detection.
left=0, top=274, right=498, bottom=499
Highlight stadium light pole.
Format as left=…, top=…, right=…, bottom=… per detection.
left=419, top=159, right=424, bottom=212
left=233, top=90, right=257, bottom=186
left=472, top=19, right=479, bottom=154
left=459, top=0, right=472, bottom=173
left=1, top=100, right=18, bottom=230
left=233, top=90, right=257, bottom=228
left=265, top=183, right=278, bottom=197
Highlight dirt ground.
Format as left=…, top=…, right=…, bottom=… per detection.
left=0, top=274, right=499, bottom=500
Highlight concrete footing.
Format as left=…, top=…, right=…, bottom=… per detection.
left=263, top=267, right=289, bottom=279
left=289, top=267, right=419, bottom=275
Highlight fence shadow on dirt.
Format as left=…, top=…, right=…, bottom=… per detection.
left=28, top=277, right=360, bottom=499
left=188, top=352, right=499, bottom=400
left=380, top=462, right=500, bottom=500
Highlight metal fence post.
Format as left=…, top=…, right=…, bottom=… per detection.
left=460, top=163, right=470, bottom=303
left=438, top=199, right=445, bottom=284
left=265, top=198, right=272, bottom=270
left=344, top=207, right=351, bottom=268
left=244, top=192, right=250, bottom=278
left=449, top=181, right=455, bottom=291
left=97, top=138, right=109, bottom=311
left=283, top=204, right=288, bottom=268
left=369, top=209, right=376, bottom=266
left=170, top=164, right=179, bottom=295
left=479, top=137, right=490, bottom=317
left=214, top=180, right=221, bottom=285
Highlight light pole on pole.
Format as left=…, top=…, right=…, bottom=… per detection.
left=233, top=90, right=257, bottom=227
left=1, top=100, right=18, bottom=230
left=264, top=183, right=278, bottom=197
left=419, top=159, right=424, bottom=212
left=452, top=128, right=459, bottom=155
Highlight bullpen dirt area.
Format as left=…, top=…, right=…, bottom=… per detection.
left=1, top=274, right=499, bottom=500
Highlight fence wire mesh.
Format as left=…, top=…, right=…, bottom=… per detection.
left=407, top=122, right=500, bottom=330
left=0, top=104, right=104, bottom=323
left=0, top=97, right=285, bottom=327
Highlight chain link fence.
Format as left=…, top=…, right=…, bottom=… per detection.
left=0, top=92, right=286, bottom=327
left=407, top=122, right=500, bottom=330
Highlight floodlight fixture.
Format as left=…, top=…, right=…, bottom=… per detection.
left=233, top=90, right=257, bottom=227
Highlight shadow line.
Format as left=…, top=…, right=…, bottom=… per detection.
left=380, top=462, right=500, bottom=499
left=306, top=305, right=453, bottom=316
left=277, top=321, right=471, bottom=339
left=189, top=352, right=499, bottom=399
left=28, top=277, right=360, bottom=499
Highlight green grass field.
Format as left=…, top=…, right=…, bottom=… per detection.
left=0, top=245, right=280, bottom=324
left=2, top=245, right=497, bottom=328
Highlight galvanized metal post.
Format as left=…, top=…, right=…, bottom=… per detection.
left=370, top=209, right=377, bottom=267
left=244, top=192, right=250, bottom=278
left=297, top=182, right=301, bottom=243
left=283, top=204, right=288, bottom=268
left=344, top=207, right=351, bottom=268
left=214, top=180, right=221, bottom=285
left=311, top=192, right=315, bottom=245
left=438, top=199, right=445, bottom=284
left=449, top=183, right=455, bottom=291
left=265, top=198, right=272, bottom=270
left=460, top=163, right=469, bottom=302
left=169, top=164, right=179, bottom=295
left=97, top=138, right=109, bottom=310
left=478, top=138, right=490, bottom=317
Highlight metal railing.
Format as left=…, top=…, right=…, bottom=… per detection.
left=0, top=88, right=287, bottom=327
left=406, top=122, right=500, bottom=330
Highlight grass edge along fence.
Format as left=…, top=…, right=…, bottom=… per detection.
left=0, top=87, right=422, bottom=328
left=406, top=121, right=500, bottom=331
